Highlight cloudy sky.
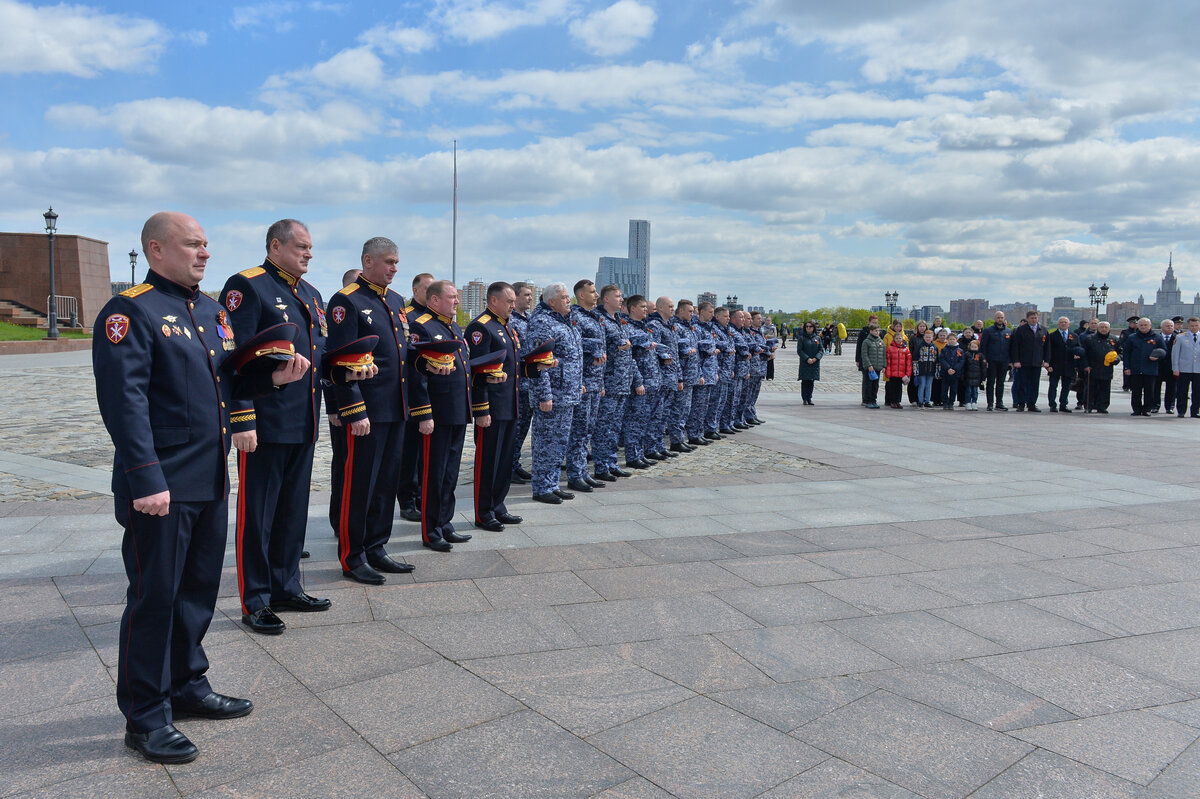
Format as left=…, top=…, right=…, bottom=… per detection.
left=3, top=0, right=1199, bottom=310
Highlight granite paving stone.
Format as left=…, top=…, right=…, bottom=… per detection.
left=713, top=582, right=866, bottom=627
left=810, top=574, right=961, bottom=614
left=398, top=607, right=586, bottom=659
left=966, top=748, right=1153, bottom=799
left=1082, top=627, right=1200, bottom=692
left=801, top=548, right=925, bottom=578
left=1147, top=737, right=1200, bottom=798
left=1025, top=582, right=1200, bottom=637
left=556, top=593, right=760, bottom=645
left=391, top=710, right=632, bottom=799
left=709, top=677, right=875, bottom=733
left=588, top=696, right=826, bottom=799
left=929, top=599, right=1112, bottom=650
left=608, top=634, right=774, bottom=693
left=0, top=647, right=113, bottom=721
left=904, top=563, right=1092, bottom=604
left=716, top=623, right=898, bottom=682
left=1025, top=555, right=1167, bottom=590
left=365, top=578, right=493, bottom=620
left=757, top=757, right=922, bottom=798
left=828, top=610, right=1007, bottom=665
left=588, top=777, right=679, bottom=798
left=626, top=534, right=742, bottom=564
left=472, top=570, right=605, bottom=609
left=712, top=553, right=843, bottom=585
left=575, top=560, right=754, bottom=600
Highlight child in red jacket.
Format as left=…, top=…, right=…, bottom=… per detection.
left=884, top=336, right=913, bottom=409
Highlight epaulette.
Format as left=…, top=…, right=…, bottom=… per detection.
left=478, top=314, right=492, bottom=324
left=338, top=284, right=360, bottom=296
left=120, top=283, right=153, bottom=298
left=239, top=266, right=266, bottom=278
left=404, top=304, right=414, bottom=314
left=415, top=313, right=433, bottom=324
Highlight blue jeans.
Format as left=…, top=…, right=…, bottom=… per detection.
left=915, top=375, right=933, bottom=404
left=965, top=384, right=979, bottom=404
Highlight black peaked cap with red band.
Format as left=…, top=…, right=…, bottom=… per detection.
left=222, top=322, right=299, bottom=377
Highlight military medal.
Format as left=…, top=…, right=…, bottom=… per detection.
left=316, top=306, right=328, bottom=336
left=217, top=310, right=236, bottom=350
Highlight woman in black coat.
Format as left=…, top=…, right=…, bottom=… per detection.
left=797, top=321, right=824, bottom=405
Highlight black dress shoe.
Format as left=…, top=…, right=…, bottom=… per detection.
left=995, top=405, right=1008, bottom=411
left=553, top=488, right=575, bottom=500
left=423, top=537, right=453, bottom=552
left=533, top=492, right=562, bottom=504
left=125, top=724, right=198, bottom=764
left=444, top=530, right=473, bottom=543
left=594, top=472, right=618, bottom=482
left=669, top=442, right=690, bottom=452
left=645, top=451, right=667, bottom=460
left=273, top=592, right=331, bottom=612
left=1027, top=405, right=1041, bottom=412
left=300, top=550, right=310, bottom=559
left=1049, top=405, right=1058, bottom=412
left=704, top=431, right=722, bottom=440
left=509, top=470, right=528, bottom=485
left=242, top=607, right=285, bottom=635
left=719, top=427, right=736, bottom=434
left=687, top=437, right=709, bottom=446
left=661, top=449, right=679, bottom=457
left=343, top=562, right=386, bottom=585
left=399, top=506, right=422, bottom=522
left=513, top=464, right=533, bottom=480
left=567, top=478, right=594, bottom=492
left=173, top=692, right=253, bottom=720
left=1060, top=406, right=1072, bottom=413
left=475, top=518, right=505, bottom=532
left=610, top=467, right=632, bottom=477
left=637, top=458, right=656, bottom=467
left=625, top=459, right=651, bottom=469
left=368, top=554, right=415, bottom=573
left=496, top=512, right=523, bottom=524
left=734, top=422, right=750, bottom=429
left=584, top=476, right=606, bottom=487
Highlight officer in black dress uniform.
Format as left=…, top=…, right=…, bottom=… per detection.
left=94, top=212, right=310, bottom=764
left=396, top=272, right=435, bottom=522
left=219, top=219, right=333, bottom=635
left=465, top=281, right=534, bottom=531
left=406, top=280, right=477, bottom=552
left=325, top=237, right=412, bottom=585
left=326, top=268, right=361, bottom=537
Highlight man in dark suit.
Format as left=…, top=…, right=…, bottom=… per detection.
left=406, top=280, right=476, bottom=552
left=1043, top=316, right=1078, bottom=413
left=1153, top=318, right=1178, bottom=413
left=94, top=212, right=309, bottom=763
left=1009, top=310, right=1048, bottom=411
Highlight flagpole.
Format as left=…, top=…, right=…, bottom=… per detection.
left=452, top=139, right=457, bottom=287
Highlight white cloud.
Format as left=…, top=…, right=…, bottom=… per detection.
left=231, top=1, right=296, bottom=32
left=430, top=0, right=573, bottom=43
left=359, top=22, right=436, bottom=53
left=308, top=47, right=385, bottom=89
left=0, top=0, right=163, bottom=77
left=568, top=0, right=656, bottom=56
left=1038, top=239, right=1135, bottom=264
left=685, top=37, right=774, bottom=72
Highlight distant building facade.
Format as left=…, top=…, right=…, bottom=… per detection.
left=697, top=291, right=717, bottom=307
left=1049, top=296, right=1089, bottom=324
left=948, top=298, right=989, bottom=325
left=724, top=294, right=743, bottom=311
left=1106, top=301, right=1140, bottom=323
left=908, top=305, right=946, bottom=323
left=0, top=232, right=112, bottom=328
left=596, top=220, right=649, bottom=298
left=1136, top=259, right=1200, bottom=322
left=460, top=279, right=487, bottom=321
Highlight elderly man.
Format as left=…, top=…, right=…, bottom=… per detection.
left=1173, top=316, right=1200, bottom=417
left=1123, top=317, right=1166, bottom=416
left=1153, top=318, right=1178, bottom=413
left=220, top=219, right=333, bottom=635
left=1043, top=316, right=1078, bottom=413
left=94, top=212, right=309, bottom=763
left=1083, top=321, right=1121, bottom=413
left=528, top=282, right=583, bottom=503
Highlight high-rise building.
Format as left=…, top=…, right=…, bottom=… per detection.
left=596, top=220, right=649, bottom=298
left=908, top=305, right=946, bottom=323
left=697, top=291, right=717, bottom=307
left=460, top=278, right=486, bottom=321
left=948, top=298, right=989, bottom=325
left=1136, top=257, right=1200, bottom=321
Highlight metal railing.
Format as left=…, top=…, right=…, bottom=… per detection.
left=46, top=295, right=80, bottom=326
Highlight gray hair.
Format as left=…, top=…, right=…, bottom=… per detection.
left=543, top=281, right=569, bottom=300
left=361, top=236, right=398, bottom=258
left=266, top=218, right=306, bottom=252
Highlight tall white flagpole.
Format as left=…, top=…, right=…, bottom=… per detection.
left=452, top=139, right=457, bottom=287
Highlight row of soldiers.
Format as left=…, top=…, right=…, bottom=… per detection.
left=512, top=280, right=779, bottom=502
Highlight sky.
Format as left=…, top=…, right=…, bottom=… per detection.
left=3, top=0, right=1200, bottom=311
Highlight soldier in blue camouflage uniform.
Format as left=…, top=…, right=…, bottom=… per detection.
left=623, top=294, right=661, bottom=467
left=527, top=282, right=583, bottom=504
left=728, top=310, right=753, bottom=430
left=646, top=297, right=681, bottom=459
left=508, top=282, right=535, bottom=484
left=709, top=305, right=736, bottom=436
left=594, top=284, right=639, bottom=478
left=686, top=302, right=719, bottom=446
left=745, top=311, right=773, bottom=424
left=668, top=300, right=700, bottom=452
left=566, top=280, right=607, bottom=492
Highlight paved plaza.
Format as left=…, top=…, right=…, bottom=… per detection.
left=2, top=346, right=1199, bottom=798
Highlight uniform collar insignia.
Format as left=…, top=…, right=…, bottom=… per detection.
left=360, top=276, right=388, bottom=297
left=436, top=312, right=453, bottom=325
left=266, top=259, right=299, bottom=286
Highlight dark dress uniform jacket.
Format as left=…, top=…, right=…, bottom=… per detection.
left=221, top=259, right=326, bottom=442
left=95, top=270, right=271, bottom=501
left=465, top=311, right=521, bottom=420
left=1044, top=328, right=1079, bottom=374
left=326, top=275, right=408, bottom=423
left=406, top=310, right=474, bottom=424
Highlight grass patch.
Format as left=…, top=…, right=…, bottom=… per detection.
left=0, top=320, right=91, bottom=340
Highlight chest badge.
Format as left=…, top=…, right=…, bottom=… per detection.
left=362, top=309, right=373, bottom=325
left=161, top=324, right=172, bottom=337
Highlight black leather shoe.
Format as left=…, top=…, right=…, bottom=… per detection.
left=300, top=550, right=310, bottom=559
left=399, top=507, right=422, bottom=522
left=496, top=512, right=524, bottom=524
left=1049, top=405, right=1058, bottom=412
left=423, top=537, right=453, bottom=552
left=174, top=692, right=253, bottom=720
left=610, top=467, right=632, bottom=477
left=704, top=432, right=722, bottom=440
left=343, top=563, right=386, bottom=585
left=995, top=405, right=1008, bottom=411
left=1027, top=405, right=1042, bottom=412
left=242, top=607, right=285, bottom=635
left=533, top=492, right=562, bottom=504
left=625, top=459, right=651, bottom=469
left=661, top=449, right=679, bottom=457
left=444, top=530, right=473, bottom=543
left=584, top=476, right=606, bottom=487
left=645, top=451, right=666, bottom=460
left=514, top=465, right=533, bottom=480
left=273, top=593, right=331, bottom=612
left=687, top=437, right=709, bottom=446
left=509, top=469, right=528, bottom=485
left=475, top=518, right=505, bottom=532
left=125, top=724, right=198, bottom=764
left=553, top=488, right=575, bottom=500
left=719, top=427, right=736, bottom=434
left=594, top=472, right=617, bottom=482
left=1059, top=406, right=1071, bottom=413
left=733, top=422, right=750, bottom=429
left=669, top=442, right=690, bottom=452
left=638, top=458, right=657, bottom=467
left=368, top=554, right=415, bottom=573
left=567, top=478, right=594, bottom=492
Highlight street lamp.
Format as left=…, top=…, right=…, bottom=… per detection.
left=1088, top=282, right=1109, bottom=321
left=884, top=290, right=899, bottom=322
left=129, top=249, right=139, bottom=285
left=43, top=207, right=59, bottom=340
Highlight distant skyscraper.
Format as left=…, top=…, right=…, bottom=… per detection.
left=697, top=291, right=717, bottom=307
left=596, top=220, right=649, bottom=298
left=460, top=278, right=486, bottom=320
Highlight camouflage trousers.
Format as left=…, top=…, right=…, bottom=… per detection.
left=566, top=389, right=602, bottom=481
left=531, top=402, right=574, bottom=497
left=594, top=394, right=629, bottom=474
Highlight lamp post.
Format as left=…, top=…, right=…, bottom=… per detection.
left=1088, top=282, right=1109, bottom=321
left=129, top=249, right=138, bottom=285
left=43, top=207, right=59, bottom=340
left=884, top=290, right=899, bottom=323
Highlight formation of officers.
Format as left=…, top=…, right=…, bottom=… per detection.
left=92, top=213, right=778, bottom=765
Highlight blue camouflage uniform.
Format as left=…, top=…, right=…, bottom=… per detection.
left=668, top=315, right=699, bottom=444
left=624, top=316, right=660, bottom=462
left=687, top=317, right=719, bottom=440
left=728, top=323, right=752, bottom=427
left=509, top=308, right=533, bottom=472
left=709, top=320, right=735, bottom=433
left=645, top=311, right=679, bottom=456
left=528, top=301, right=583, bottom=496
left=594, top=306, right=639, bottom=475
left=567, top=305, right=606, bottom=482
left=742, top=325, right=768, bottom=422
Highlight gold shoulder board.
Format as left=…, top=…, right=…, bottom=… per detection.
left=416, top=313, right=433, bottom=324
left=120, top=283, right=153, bottom=298
left=239, top=266, right=266, bottom=278
left=338, top=284, right=360, bottom=296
